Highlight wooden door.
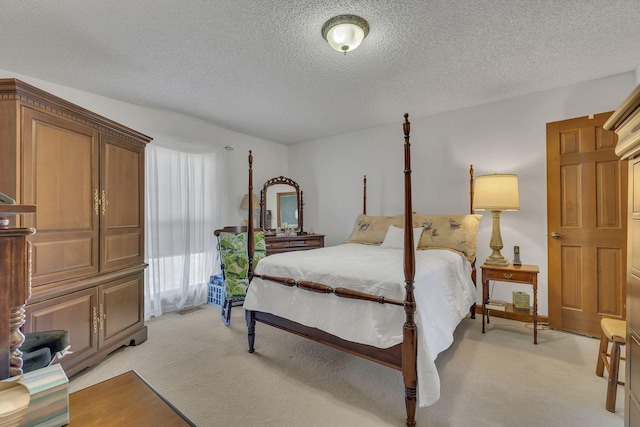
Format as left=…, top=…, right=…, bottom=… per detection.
left=547, top=113, right=627, bottom=337
left=99, top=135, right=145, bottom=272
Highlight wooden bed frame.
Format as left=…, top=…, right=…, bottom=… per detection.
left=244, top=114, right=475, bottom=427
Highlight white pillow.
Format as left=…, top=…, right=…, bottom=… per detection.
left=380, top=225, right=423, bottom=250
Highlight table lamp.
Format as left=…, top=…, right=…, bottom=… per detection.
left=473, top=174, right=520, bottom=265
left=240, top=193, right=259, bottom=226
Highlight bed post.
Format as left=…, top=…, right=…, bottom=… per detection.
left=259, top=189, right=265, bottom=230
left=363, top=175, right=367, bottom=215
left=469, top=165, right=475, bottom=215
left=247, top=150, right=255, bottom=282
left=246, top=150, right=257, bottom=353
left=401, top=113, right=417, bottom=427
left=469, top=164, right=476, bottom=319
left=299, top=190, right=304, bottom=234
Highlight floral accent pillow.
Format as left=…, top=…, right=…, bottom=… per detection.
left=412, top=214, right=482, bottom=262
left=344, top=214, right=403, bottom=245
left=219, top=231, right=266, bottom=299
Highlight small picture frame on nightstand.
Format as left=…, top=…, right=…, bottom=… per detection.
left=513, top=291, right=530, bottom=309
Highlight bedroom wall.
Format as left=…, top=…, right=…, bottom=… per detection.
left=4, top=68, right=638, bottom=316
left=288, top=71, right=640, bottom=316
left=0, top=69, right=288, bottom=227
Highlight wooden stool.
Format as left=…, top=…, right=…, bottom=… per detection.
left=596, top=318, right=626, bottom=412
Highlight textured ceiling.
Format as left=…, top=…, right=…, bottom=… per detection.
left=2, top=1, right=640, bottom=145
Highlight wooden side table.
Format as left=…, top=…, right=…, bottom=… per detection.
left=481, top=263, right=540, bottom=344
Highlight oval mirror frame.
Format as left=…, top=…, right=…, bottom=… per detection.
left=260, top=176, right=303, bottom=234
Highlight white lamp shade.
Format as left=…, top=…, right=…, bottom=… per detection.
left=473, top=174, right=520, bottom=211
left=240, top=193, right=259, bottom=210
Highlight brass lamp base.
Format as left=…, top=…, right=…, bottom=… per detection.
left=484, top=251, right=509, bottom=266
left=484, top=210, right=509, bottom=266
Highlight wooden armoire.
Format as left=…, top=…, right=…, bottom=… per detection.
left=0, top=79, right=152, bottom=376
left=605, top=83, right=640, bottom=426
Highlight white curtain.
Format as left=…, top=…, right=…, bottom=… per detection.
left=144, top=142, right=226, bottom=319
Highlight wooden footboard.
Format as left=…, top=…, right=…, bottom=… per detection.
left=246, top=310, right=402, bottom=370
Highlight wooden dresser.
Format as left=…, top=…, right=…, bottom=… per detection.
left=604, top=83, right=640, bottom=426
left=264, top=234, right=324, bottom=256
left=0, top=79, right=152, bottom=377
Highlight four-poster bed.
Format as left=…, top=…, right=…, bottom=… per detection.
left=242, top=114, right=478, bottom=427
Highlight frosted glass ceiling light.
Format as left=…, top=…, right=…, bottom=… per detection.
left=322, top=15, right=369, bottom=54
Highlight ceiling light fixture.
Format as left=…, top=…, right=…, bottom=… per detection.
left=321, top=14, right=369, bottom=55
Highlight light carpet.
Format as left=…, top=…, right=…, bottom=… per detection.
left=68, top=304, right=623, bottom=426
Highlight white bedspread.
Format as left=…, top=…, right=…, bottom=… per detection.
left=243, top=243, right=476, bottom=407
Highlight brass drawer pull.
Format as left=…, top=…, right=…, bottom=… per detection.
left=99, top=304, right=107, bottom=330
left=503, top=273, right=513, bottom=279
left=101, top=190, right=108, bottom=216
left=94, top=189, right=99, bottom=215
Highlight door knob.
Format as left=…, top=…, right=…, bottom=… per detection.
left=551, top=232, right=565, bottom=239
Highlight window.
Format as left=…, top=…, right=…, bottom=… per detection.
left=145, top=143, right=225, bottom=318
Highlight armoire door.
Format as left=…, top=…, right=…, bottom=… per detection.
left=24, top=287, right=99, bottom=368
left=99, top=135, right=145, bottom=272
left=99, top=272, right=145, bottom=349
left=21, top=107, right=100, bottom=286
left=547, top=112, right=627, bottom=337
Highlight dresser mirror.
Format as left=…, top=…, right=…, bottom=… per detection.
left=260, top=176, right=303, bottom=233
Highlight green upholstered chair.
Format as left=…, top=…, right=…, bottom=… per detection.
left=215, top=228, right=266, bottom=325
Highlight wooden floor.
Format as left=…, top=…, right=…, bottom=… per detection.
left=68, top=370, right=195, bottom=426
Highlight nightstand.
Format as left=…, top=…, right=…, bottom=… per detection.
left=481, top=263, right=540, bottom=344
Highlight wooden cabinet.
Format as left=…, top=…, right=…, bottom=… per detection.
left=604, top=84, right=640, bottom=426
left=23, top=272, right=145, bottom=373
left=264, top=234, right=324, bottom=255
left=0, top=79, right=151, bottom=376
